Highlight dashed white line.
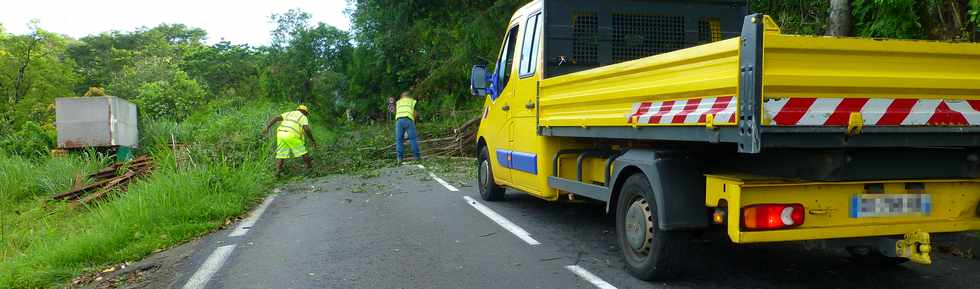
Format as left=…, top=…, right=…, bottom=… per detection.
left=417, top=164, right=459, bottom=191
left=229, top=194, right=276, bottom=237
left=565, top=265, right=618, bottom=289
left=182, top=245, right=237, bottom=289
left=462, top=195, right=541, bottom=246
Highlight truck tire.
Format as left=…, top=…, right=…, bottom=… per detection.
left=478, top=146, right=505, bottom=201
left=616, top=173, right=689, bottom=280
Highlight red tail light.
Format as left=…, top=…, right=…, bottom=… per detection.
left=742, top=204, right=805, bottom=231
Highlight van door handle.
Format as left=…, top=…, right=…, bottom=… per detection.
left=501, top=105, right=510, bottom=111
left=525, top=102, right=535, bottom=109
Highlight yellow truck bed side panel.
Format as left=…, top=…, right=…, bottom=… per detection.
left=538, top=38, right=739, bottom=128
left=707, top=175, right=980, bottom=243
left=762, top=35, right=980, bottom=101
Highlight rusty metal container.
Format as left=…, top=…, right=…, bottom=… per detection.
left=56, top=96, right=138, bottom=149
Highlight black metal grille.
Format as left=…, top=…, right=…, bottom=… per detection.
left=698, top=17, right=722, bottom=44
left=698, top=19, right=711, bottom=44
left=571, top=12, right=598, bottom=66
left=612, top=13, right=685, bottom=63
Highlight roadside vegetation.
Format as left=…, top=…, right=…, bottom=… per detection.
left=0, top=101, right=289, bottom=287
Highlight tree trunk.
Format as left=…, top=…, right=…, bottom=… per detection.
left=826, top=0, right=852, bottom=36
left=11, top=33, right=40, bottom=105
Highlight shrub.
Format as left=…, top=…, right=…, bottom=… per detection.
left=136, top=71, right=206, bottom=121
left=83, top=86, right=106, bottom=96
left=0, top=121, right=55, bottom=159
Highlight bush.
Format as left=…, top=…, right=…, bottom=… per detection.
left=0, top=121, right=55, bottom=159
left=136, top=71, right=206, bottom=121
left=82, top=86, right=106, bottom=96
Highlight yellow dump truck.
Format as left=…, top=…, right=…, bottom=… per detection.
left=468, top=0, right=980, bottom=280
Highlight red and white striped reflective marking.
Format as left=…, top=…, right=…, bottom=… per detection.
left=626, top=96, right=737, bottom=124
left=764, top=97, right=980, bottom=126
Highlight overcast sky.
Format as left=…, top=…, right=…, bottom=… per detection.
left=0, top=0, right=352, bottom=46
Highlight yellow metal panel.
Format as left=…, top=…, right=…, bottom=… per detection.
left=706, top=175, right=980, bottom=243
left=761, top=34, right=980, bottom=101
left=556, top=156, right=608, bottom=186
left=539, top=38, right=740, bottom=128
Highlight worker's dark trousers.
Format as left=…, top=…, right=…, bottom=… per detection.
left=395, top=117, right=421, bottom=161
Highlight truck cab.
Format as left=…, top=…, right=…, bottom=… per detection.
left=470, top=0, right=980, bottom=281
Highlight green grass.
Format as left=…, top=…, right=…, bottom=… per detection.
left=0, top=152, right=272, bottom=288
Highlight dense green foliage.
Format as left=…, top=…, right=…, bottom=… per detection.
left=346, top=0, right=527, bottom=118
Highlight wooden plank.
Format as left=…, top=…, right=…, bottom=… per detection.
left=51, top=177, right=117, bottom=200
left=73, top=171, right=137, bottom=207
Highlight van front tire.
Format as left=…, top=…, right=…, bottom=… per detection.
left=478, top=146, right=505, bottom=201
left=616, top=173, right=689, bottom=280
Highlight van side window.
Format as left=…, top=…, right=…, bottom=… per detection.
left=519, top=13, right=542, bottom=77
left=496, top=25, right=520, bottom=90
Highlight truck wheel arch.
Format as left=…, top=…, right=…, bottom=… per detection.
left=476, top=137, right=487, bottom=157
left=609, top=149, right=708, bottom=231
left=607, top=165, right=642, bottom=216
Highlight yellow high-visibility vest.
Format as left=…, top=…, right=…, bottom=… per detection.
left=277, top=110, right=308, bottom=139
left=395, top=98, right=416, bottom=121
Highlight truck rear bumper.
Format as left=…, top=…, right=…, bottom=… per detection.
left=706, top=175, right=980, bottom=244
left=737, top=220, right=980, bottom=243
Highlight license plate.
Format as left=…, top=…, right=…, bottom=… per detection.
left=850, top=194, right=931, bottom=218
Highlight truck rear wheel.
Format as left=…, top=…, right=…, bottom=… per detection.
left=616, top=173, right=689, bottom=280
left=478, top=146, right=505, bottom=201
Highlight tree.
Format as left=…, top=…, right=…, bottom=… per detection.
left=0, top=21, right=78, bottom=128
left=136, top=70, right=206, bottom=120
left=69, top=24, right=208, bottom=94
left=263, top=10, right=352, bottom=112
left=9, top=20, right=43, bottom=106
left=181, top=41, right=262, bottom=99
left=827, top=0, right=853, bottom=36
left=346, top=0, right=527, bottom=118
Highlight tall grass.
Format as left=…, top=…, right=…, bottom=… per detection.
left=0, top=153, right=105, bottom=263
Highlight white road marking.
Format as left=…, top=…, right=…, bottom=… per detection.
left=417, top=164, right=459, bottom=192
left=228, top=194, right=276, bottom=237
left=462, top=195, right=541, bottom=246
left=182, top=245, right=237, bottom=289
left=565, top=265, right=618, bottom=289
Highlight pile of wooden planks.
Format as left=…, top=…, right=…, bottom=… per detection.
left=51, top=155, right=155, bottom=207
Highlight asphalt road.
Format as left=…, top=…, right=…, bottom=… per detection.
left=171, top=165, right=980, bottom=289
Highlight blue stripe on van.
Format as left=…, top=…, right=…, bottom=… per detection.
left=510, top=151, right=538, bottom=175
left=850, top=195, right=859, bottom=218
left=496, top=149, right=511, bottom=169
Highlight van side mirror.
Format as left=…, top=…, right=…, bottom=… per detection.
left=470, top=65, right=489, bottom=96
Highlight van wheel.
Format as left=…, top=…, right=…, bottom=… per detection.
left=616, top=173, right=689, bottom=280
left=478, top=146, right=505, bottom=201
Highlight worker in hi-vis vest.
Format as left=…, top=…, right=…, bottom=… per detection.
left=262, top=105, right=318, bottom=176
left=394, top=91, right=421, bottom=163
